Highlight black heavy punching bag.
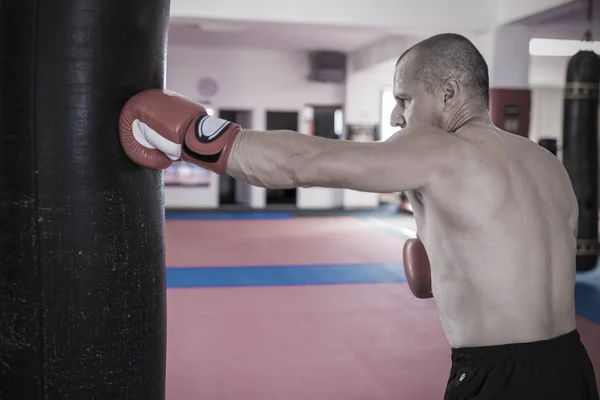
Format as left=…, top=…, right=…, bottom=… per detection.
left=0, top=1, right=170, bottom=399
left=561, top=48, right=600, bottom=272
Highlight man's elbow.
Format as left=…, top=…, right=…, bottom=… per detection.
left=292, top=151, right=324, bottom=188
left=292, top=143, right=353, bottom=189
left=293, top=167, right=316, bottom=188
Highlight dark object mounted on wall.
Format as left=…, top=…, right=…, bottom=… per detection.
left=489, top=89, right=531, bottom=138
left=308, top=51, right=347, bottom=84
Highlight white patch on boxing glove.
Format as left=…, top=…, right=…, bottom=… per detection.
left=196, top=115, right=231, bottom=142
left=132, top=119, right=182, bottom=161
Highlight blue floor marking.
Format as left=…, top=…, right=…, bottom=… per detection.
left=165, top=211, right=292, bottom=220
left=576, top=264, right=600, bottom=287
left=166, top=263, right=600, bottom=324
left=575, top=283, right=600, bottom=324
left=163, top=211, right=600, bottom=323
left=166, top=263, right=406, bottom=288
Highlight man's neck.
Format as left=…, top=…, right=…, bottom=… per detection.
left=444, top=105, right=491, bottom=133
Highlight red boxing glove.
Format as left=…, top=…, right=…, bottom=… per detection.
left=402, top=237, right=433, bottom=299
left=119, top=89, right=241, bottom=172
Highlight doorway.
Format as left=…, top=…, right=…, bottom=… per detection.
left=265, top=110, right=299, bottom=206
left=218, top=109, right=252, bottom=205
left=311, top=106, right=343, bottom=139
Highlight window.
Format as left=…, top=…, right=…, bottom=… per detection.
left=380, top=88, right=396, bottom=141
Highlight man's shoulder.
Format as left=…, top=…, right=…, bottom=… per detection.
left=387, top=125, right=465, bottom=159
left=433, top=127, right=510, bottom=187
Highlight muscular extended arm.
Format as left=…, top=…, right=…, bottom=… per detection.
left=225, top=127, right=460, bottom=193
left=118, top=89, right=458, bottom=193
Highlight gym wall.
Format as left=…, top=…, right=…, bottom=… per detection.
left=162, top=38, right=594, bottom=210
left=164, top=44, right=346, bottom=209
left=165, top=45, right=345, bottom=131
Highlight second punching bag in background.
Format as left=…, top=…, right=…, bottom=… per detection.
left=561, top=49, right=600, bottom=272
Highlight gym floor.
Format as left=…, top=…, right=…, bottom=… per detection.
left=163, top=208, right=600, bottom=400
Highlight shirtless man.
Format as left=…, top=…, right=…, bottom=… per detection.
left=119, top=33, right=599, bottom=399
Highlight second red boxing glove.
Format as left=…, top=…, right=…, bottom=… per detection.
left=119, top=89, right=241, bottom=173
left=403, top=237, right=433, bottom=299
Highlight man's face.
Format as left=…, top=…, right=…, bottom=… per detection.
left=390, top=54, right=444, bottom=130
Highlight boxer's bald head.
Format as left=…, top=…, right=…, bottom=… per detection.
left=391, top=33, right=489, bottom=131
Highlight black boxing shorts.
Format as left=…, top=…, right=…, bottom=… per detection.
left=444, top=329, right=599, bottom=400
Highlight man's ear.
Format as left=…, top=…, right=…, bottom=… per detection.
left=442, top=79, right=460, bottom=106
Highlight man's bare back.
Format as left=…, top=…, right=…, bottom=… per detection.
left=410, top=124, right=578, bottom=348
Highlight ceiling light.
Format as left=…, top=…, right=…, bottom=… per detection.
left=529, top=38, right=600, bottom=57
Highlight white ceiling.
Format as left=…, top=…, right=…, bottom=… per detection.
left=168, top=18, right=393, bottom=51
left=167, top=1, right=598, bottom=53
left=518, top=0, right=598, bottom=26
left=519, top=1, right=599, bottom=41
